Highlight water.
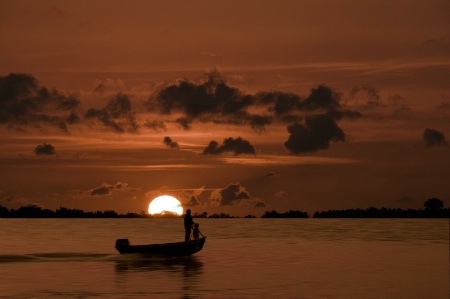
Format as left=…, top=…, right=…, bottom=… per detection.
left=0, top=218, right=448, bottom=298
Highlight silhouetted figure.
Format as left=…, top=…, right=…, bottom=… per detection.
left=193, top=223, right=200, bottom=240
left=184, top=209, right=194, bottom=242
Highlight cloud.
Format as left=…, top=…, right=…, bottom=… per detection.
left=0, top=73, right=80, bottom=131
left=84, top=93, right=139, bottom=133
left=177, top=186, right=206, bottom=207
left=176, top=117, right=192, bottom=130
left=2, top=71, right=361, bottom=151
left=144, top=120, right=166, bottom=132
left=423, top=128, right=447, bottom=147
left=203, top=137, right=256, bottom=155
left=34, top=143, right=56, bottom=155
left=147, top=72, right=360, bottom=153
left=146, top=71, right=272, bottom=131
left=350, top=85, right=383, bottom=109
left=255, top=91, right=302, bottom=120
left=284, top=112, right=346, bottom=154
left=163, top=136, right=179, bottom=148
left=90, top=182, right=130, bottom=196
left=302, top=85, right=342, bottom=111
left=210, top=182, right=253, bottom=206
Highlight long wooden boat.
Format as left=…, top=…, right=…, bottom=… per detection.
left=115, top=237, right=206, bottom=256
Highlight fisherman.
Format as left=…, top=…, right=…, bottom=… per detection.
left=184, top=209, right=195, bottom=242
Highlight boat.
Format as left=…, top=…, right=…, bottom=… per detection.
left=115, top=237, right=206, bottom=256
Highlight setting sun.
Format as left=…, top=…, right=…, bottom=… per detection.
left=148, top=195, right=183, bottom=216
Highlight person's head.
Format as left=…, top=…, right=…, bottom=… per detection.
left=186, top=209, right=191, bottom=215
left=194, top=223, right=199, bottom=228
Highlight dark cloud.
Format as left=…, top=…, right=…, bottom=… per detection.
left=284, top=112, right=346, bottom=154
left=254, top=85, right=343, bottom=116
left=144, top=120, right=166, bottom=132
left=302, top=85, right=342, bottom=111
left=203, top=137, right=256, bottom=155
left=423, top=128, right=447, bottom=147
left=212, top=182, right=253, bottom=206
left=159, top=73, right=354, bottom=129
left=152, top=71, right=249, bottom=116
left=147, top=72, right=360, bottom=153
left=350, top=85, right=382, bottom=109
left=0, top=73, right=80, bottom=130
left=84, top=93, right=138, bottom=133
left=255, top=91, right=302, bottom=116
left=66, top=112, right=81, bottom=124
left=176, top=117, right=192, bottom=130
left=34, top=143, right=56, bottom=156
left=2, top=72, right=361, bottom=148
left=163, top=136, right=179, bottom=148
left=90, top=182, right=130, bottom=196
left=147, top=71, right=273, bottom=131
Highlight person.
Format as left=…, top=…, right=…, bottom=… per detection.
left=192, top=223, right=200, bottom=240
left=184, top=209, right=194, bottom=242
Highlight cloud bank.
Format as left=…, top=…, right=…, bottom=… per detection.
left=1, top=71, right=363, bottom=153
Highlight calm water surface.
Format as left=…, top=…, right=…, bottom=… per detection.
left=0, top=218, right=448, bottom=298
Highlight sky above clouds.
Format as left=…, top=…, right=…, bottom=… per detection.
left=1, top=0, right=449, bottom=215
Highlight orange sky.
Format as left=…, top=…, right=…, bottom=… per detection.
left=1, top=0, right=449, bottom=215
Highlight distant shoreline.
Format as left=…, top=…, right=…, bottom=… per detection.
left=1, top=205, right=449, bottom=218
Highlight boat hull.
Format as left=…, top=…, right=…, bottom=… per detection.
left=115, top=237, right=206, bottom=256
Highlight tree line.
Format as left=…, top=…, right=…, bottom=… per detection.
left=0, top=198, right=448, bottom=218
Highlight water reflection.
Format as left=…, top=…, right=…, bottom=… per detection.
left=115, top=255, right=203, bottom=273
left=115, top=255, right=204, bottom=298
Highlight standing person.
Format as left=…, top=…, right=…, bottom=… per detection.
left=184, top=209, right=194, bottom=242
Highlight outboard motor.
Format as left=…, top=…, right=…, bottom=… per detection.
left=115, top=239, right=130, bottom=253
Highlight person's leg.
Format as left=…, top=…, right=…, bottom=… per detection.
left=185, top=229, right=190, bottom=242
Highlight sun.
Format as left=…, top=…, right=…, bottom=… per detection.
left=148, top=195, right=183, bottom=216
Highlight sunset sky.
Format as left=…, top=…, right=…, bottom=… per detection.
left=1, top=0, right=449, bottom=216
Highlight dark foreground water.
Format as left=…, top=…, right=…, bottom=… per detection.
left=0, top=218, right=448, bottom=298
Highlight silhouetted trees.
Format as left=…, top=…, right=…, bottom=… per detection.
left=313, top=207, right=449, bottom=218
left=424, top=198, right=444, bottom=210
left=0, top=205, right=146, bottom=218
left=0, top=198, right=448, bottom=218
left=193, top=212, right=209, bottom=218
left=208, top=213, right=236, bottom=218
left=261, top=210, right=309, bottom=218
